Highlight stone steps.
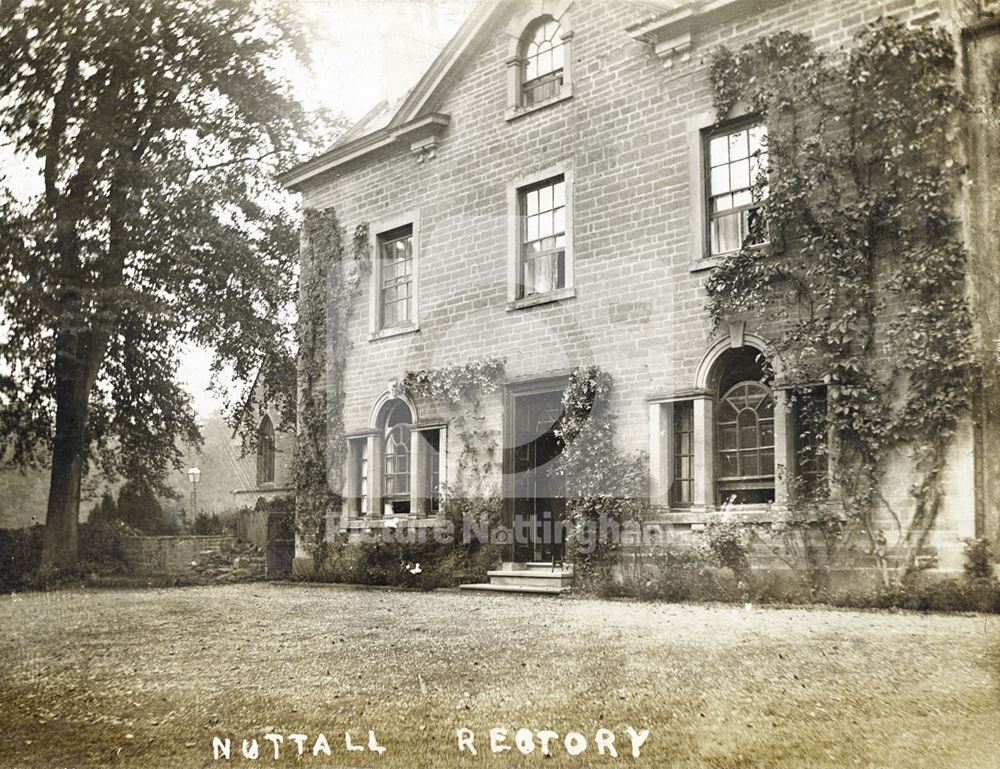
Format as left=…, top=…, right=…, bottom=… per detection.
left=459, top=562, right=574, bottom=595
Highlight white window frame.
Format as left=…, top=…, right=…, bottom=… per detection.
left=369, top=210, right=420, bottom=340
left=687, top=109, right=768, bottom=271
left=504, top=4, right=574, bottom=121
left=506, top=165, right=575, bottom=310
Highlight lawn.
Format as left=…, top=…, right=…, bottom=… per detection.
left=0, top=584, right=998, bottom=769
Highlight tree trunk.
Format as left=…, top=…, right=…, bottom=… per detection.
left=42, top=379, right=88, bottom=569
left=42, top=328, right=109, bottom=569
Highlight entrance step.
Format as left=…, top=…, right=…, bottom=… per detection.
left=524, top=561, right=573, bottom=572
left=458, top=582, right=569, bottom=595
left=459, top=563, right=574, bottom=595
left=486, top=569, right=574, bottom=588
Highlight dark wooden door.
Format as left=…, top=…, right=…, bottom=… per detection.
left=510, top=390, right=565, bottom=563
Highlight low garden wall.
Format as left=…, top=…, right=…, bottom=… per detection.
left=120, top=535, right=235, bottom=575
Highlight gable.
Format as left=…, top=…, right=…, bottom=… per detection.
left=278, top=0, right=692, bottom=191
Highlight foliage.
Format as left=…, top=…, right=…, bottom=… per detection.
left=705, top=23, right=977, bottom=583
left=116, top=479, right=166, bottom=534
left=403, top=357, right=506, bottom=494
left=314, top=481, right=503, bottom=589
left=295, top=210, right=370, bottom=568
left=963, top=538, right=994, bottom=581
left=191, top=511, right=225, bottom=535
left=402, top=357, right=506, bottom=406
left=553, top=366, right=648, bottom=571
left=88, top=492, right=118, bottom=525
left=697, top=513, right=752, bottom=587
left=0, top=0, right=337, bottom=568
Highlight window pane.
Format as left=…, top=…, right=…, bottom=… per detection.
left=732, top=190, right=752, bottom=209
left=711, top=212, right=741, bottom=254
left=721, top=451, right=738, bottom=477
left=710, top=165, right=730, bottom=195
left=527, top=215, right=538, bottom=241
left=539, top=211, right=553, bottom=237
left=553, top=207, right=565, bottom=235
left=539, top=184, right=553, bottom=212
left=730, top=159, right=750, bottom=191
left=710, top=136, right=729, bottom=166
left=552, top=42, right=564, bottom=71
left=553, top=181, right=565, bottom=208
left=728, top=130, right=748, bottom=160
left=748, top=124, right=766, bottom=155
left=720, top=424, right=738, bottom=451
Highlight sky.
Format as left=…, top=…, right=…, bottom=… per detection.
left=175, top=0, right=478, bottom=417
left=0, top=0, right=479, bottom=420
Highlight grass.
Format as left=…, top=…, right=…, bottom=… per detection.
left=0, top=583, right=998, bottom=768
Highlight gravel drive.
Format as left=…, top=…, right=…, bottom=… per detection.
left=1, top=583, right=997, bottom=769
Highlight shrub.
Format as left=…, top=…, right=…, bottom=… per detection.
left=963, top=538, right=994, bottom=580
left=0, top=525, right=43, bottom=591
left=191, top=512, right=224, bottom=535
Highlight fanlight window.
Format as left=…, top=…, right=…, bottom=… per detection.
left=717, top=381, right=774, bottom=504
left=522, top=17, right=564, bottom=106
left=382, top=400, right=412, bottom=516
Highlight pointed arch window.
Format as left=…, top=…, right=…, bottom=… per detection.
left=257, top=415, right=275, bottom=485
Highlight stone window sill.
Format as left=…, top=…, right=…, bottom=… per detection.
left=369, top=323, right=419, bottom=342
left=506, top=286, right=576, bottom=311
left=504, top=87, right=573, bottom=122
left=690, top=242, right=770, bottom=273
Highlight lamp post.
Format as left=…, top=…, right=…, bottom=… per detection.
left=187, top=466, right=202, bottom=518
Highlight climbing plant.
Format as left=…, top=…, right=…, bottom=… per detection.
left=705, top=23, right=978, bottom=582
left=403, top=357, right=506, bottom=493
left=554, top=365, right=648, bottom=571
left=295, top=210, right=370, bottom=568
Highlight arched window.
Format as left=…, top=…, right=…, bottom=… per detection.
left=257, top=415, right=275, bottom=485
left=521, top=16, right=564, bottom=106
left=713, top=347, right=774, bottom=504
left=380, top=400, right=412, bottom=516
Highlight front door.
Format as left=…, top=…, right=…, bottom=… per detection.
left=509, top=388, right=566, bottom=563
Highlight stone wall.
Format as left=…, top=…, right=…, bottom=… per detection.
left=120, top=535, right=235, bottom=576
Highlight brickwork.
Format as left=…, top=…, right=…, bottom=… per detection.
left=290, top=0, right=989, bottom=569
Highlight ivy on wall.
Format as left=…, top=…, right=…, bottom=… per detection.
left=555, top=365, right=648, bottom=571
left=403, top=357, right=506, bottom=494
left=705, top=23, right=978, bottom=582
left=295, top=209, right=369, bottom=568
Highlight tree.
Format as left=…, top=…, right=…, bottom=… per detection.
left=116, top=479, right=166, bottom=534
left=0, top=0, right=327, bottom=568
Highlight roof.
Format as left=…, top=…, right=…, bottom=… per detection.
left=277, top=0, right=709, bottom=192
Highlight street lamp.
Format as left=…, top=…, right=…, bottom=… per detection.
left=187, top=466, right=202, bottom=518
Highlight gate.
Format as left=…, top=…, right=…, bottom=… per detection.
left=266, top=511, right=295, bottom=579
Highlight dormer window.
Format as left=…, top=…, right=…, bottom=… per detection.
left=522, top=17, right=564, bottom=106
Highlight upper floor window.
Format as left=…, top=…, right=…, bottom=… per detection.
left=256, top=415, right=275, bottom=485
left=378, top=225, right=413, bottom=329
left=519, top=175, right=566, bottom=298
left=706, top=122, right=768, bottom=256
left=521, top=17, right=564, bottom=106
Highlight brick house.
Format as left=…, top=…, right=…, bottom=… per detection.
left=279, top=0, right=1000, bottom=588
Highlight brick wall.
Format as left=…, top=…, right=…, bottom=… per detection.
left=294, top=0, right=984, bottom=568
